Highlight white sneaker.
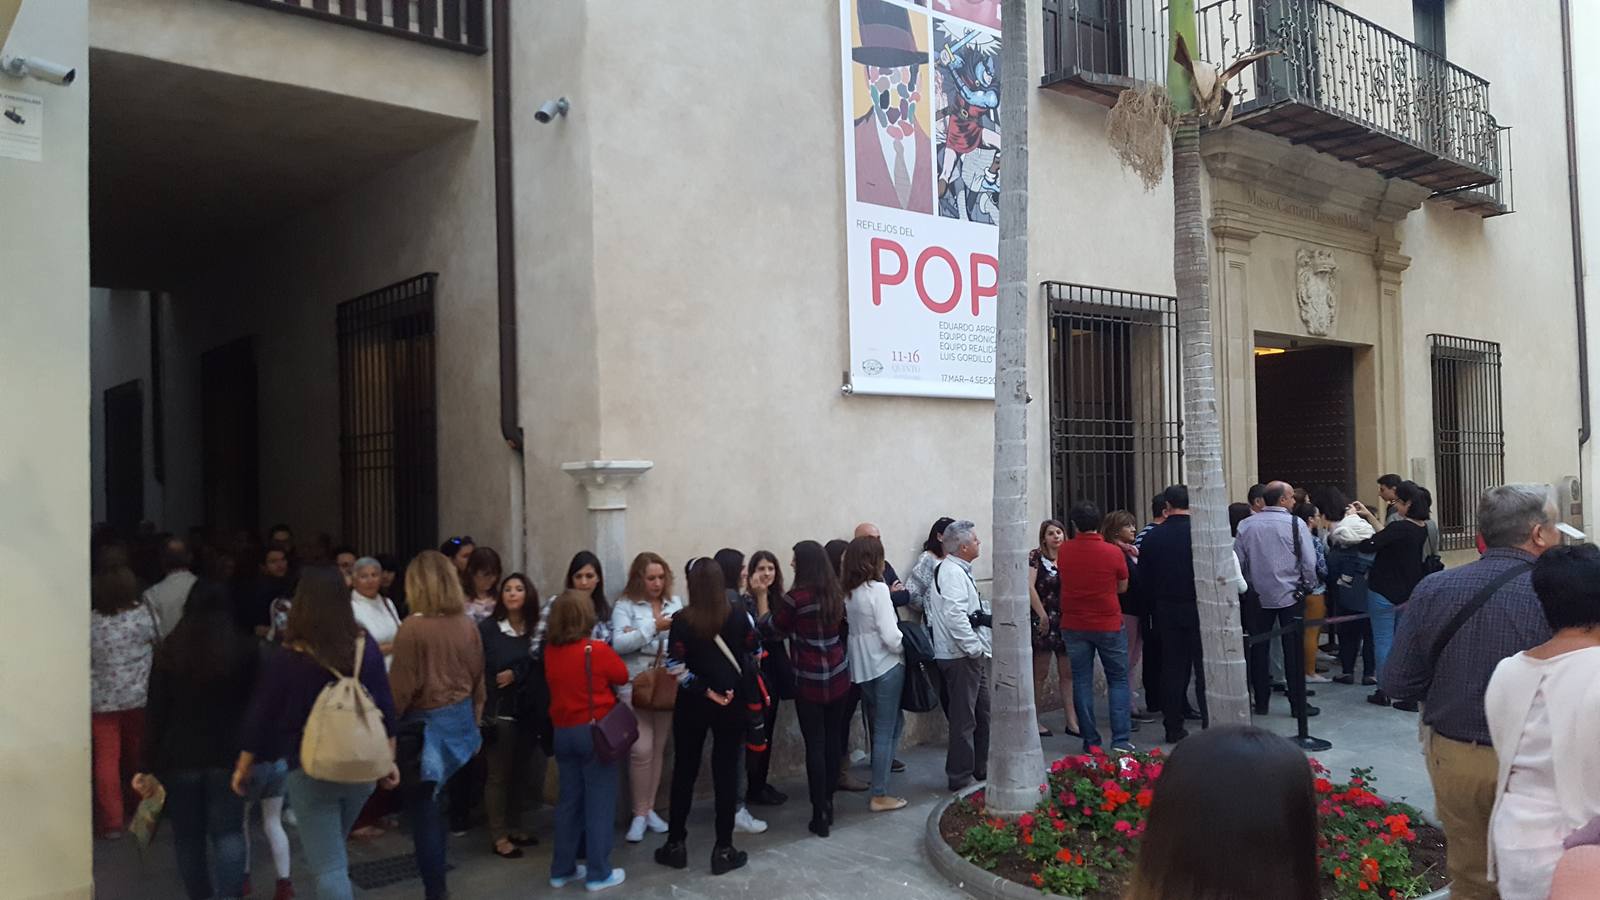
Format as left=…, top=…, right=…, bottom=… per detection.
left=1306, top=673, right=1333, bottom=684
left=645, top=809, right=669, bottom=833
left=733, top=807, right=768, bottom=834
left=586, top=868, right=626, bottom=892
left=550, top=864, right=587, bottom=888
left=625, top=816, right=647, bottom=843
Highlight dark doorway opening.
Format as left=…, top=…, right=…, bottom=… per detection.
left=201, top=337, right=261, bottom=535
left=337, top=274, right=439, bottom=560
left=1255, top=345, right=1356, bottom=503
left=104, top=379, right=145, bottom=530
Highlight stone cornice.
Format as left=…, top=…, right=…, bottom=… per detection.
left=1200, top=127, right=1432, bottom=227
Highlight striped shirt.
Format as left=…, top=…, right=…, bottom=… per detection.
left=765, top=587, right=851, bottom=704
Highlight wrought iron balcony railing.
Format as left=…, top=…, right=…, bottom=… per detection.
left=1042, top=0, right=1169, bottom=105
left=1196, top=0, right=1499, bottom=194
left=227, top=0, right=486, bottom=54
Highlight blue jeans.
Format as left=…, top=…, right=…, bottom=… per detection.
left=164, top=768, right=246, bottom=900
left=403, top=779, right=447, bottom=899
left=1063, top=629, right=1132, bottom=750
left=1370, top=592, right=1400, bottom=678
left=552, top=724, right=619, bottom=886
left=284, top=769, right=373, bottom=900
left=859, top=663, right=906, bottom=797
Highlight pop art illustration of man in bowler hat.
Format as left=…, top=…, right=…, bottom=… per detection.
left=852, top=0, right=934, bottom=214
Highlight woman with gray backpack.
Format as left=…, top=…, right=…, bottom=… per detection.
left=234, top=565, right=399, bottom=900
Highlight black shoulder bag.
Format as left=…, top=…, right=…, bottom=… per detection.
left=1424, top=562, right=1533, bottom=671
left=1290, top=516, right=1312, bottom=604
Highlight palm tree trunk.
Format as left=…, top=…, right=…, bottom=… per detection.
left=985, top=0, right=1045, bottom=816
left=1169, top=0, right=1252, bottom=728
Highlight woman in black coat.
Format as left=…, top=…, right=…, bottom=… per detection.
left=478, top=573, right=550, bottom=858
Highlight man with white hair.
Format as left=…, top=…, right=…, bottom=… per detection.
left=928, top=520, right=991, bottom=791
left=1382, top=484, right=1560, bottom=900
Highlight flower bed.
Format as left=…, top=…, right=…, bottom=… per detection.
left=940, top=748, right=1449, bottom=900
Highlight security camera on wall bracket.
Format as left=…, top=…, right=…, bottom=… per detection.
left=0, top=54, right=76, bottom=86
left=534, top=97, right=569, bottom=124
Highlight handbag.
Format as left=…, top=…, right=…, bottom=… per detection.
left=585, top=642, right=638, bottom=764
left=631, top=643, right=679, bottom=711
left=713, top=634, right=771, bottom=752
left=897, top=620, right=940, bottom=712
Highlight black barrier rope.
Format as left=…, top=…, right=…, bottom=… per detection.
left=1237, top=610, right=1365, bottom=752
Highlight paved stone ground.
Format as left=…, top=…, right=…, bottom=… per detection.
left=93, top=675, right=1438, bottom=899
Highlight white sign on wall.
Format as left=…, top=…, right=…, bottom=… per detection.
left=0, top=90, right=42, bottom=161
left=840, top=0, right=1002, bottom=399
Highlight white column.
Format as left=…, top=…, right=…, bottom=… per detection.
left=560, top=460, right=654, bottom=589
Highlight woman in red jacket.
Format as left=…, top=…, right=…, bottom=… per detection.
left=542, top=590, right=629, bottom=892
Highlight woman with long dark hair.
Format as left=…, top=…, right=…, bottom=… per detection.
left=463, top=547, right=503, bottom=624
left=535, top=551, right=612, bottom=651
left=91, top=560, right=159, bottom=839
left=133, top=581, right=262, bottom=899
left=905, top=517, right=956, bottom=612
left=1126, top=726, right=1319, bottom=900
left=389, top=551, right=486, bottom=900
left=841, top=536, right=906, bottom=812
left=1352, top=481, right=1431, bottom=709
left=479, top=573, right=544, bottom=859
left=611, top=552, right=683, bottom=843
left=743, top=550, right=793, bottom=808
left=768, top=540, right=852, bottom=838
left=234, top=567, right=399, bottom=900
left=654, top=560, right=756, bottom=876
left=1027, top=518, right=1074, bottom=738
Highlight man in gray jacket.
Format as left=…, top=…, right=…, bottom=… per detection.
left=929, top=520, right=992, bottom=791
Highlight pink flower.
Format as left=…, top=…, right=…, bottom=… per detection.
left=1113, top=820, right=1134, bottom=833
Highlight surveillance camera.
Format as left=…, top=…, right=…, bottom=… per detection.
left=534, top=97, right=570, bottom=124
left=1, top=55, right=76, bottom=86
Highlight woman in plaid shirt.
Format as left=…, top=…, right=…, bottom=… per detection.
left=764, top=540, right=852, bottom=838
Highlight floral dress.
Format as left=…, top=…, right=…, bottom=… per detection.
left=1030, top=549, right=1065, bottom=656
left=90, top=604, right=158, bottom=713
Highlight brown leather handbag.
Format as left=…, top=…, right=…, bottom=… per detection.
left=630, top=643, right=679, bottom=711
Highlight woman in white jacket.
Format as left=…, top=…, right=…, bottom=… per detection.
left=610, top=552, right=683, bottom=843
left=1485, top=543, right=1600, bottom=900
left=841, top=535, right=907, bottom=812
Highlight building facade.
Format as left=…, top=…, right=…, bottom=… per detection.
left=2, top=1, right=1594, bottom=894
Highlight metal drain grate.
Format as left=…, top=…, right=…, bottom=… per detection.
left=347, top=854, right=454, bottom=890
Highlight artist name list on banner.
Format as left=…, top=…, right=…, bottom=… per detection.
left=840, top=0, right=1002, bottom=399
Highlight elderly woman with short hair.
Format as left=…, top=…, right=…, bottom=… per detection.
left=349, top=556, right=402, bottom=666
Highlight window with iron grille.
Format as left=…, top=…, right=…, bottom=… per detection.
left=1429, top=334, right=1503, bottom=550
left=337, top=274, right=439, bottom=559
left=1046, top=283, right=1183, bottom=521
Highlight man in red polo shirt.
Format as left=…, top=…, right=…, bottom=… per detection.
left=1058, top=501, right=1134, bottom=752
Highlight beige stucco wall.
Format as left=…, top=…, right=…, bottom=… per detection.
left=1395, top=0, right=1582, bottom=492
left=89, top=0, right=481, bottom=121
left=511, top=0, right=603, bottom=591
left=0, top=3, right=93, bottom=896
left=1578, top=0, right=1600, bottom=535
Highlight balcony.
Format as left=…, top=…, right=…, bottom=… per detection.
left=1042, top=0, right=1170, bottom=105
left=226, top=0, right=486, bottom=53
left=1043, top=0, right=1509, bottom=208
left=1196, top=0, right=1502, bottom=196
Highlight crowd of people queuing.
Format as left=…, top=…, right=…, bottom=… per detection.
left=87, top=519, right=936, bottom=896
left=87, top=473, right=1600, bottom=900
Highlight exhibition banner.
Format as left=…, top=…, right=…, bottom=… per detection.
left=840, top=0, right=1003, bottom=399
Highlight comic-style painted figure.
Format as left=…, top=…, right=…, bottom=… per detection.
left=935, top=26, right=1000, bottom=222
